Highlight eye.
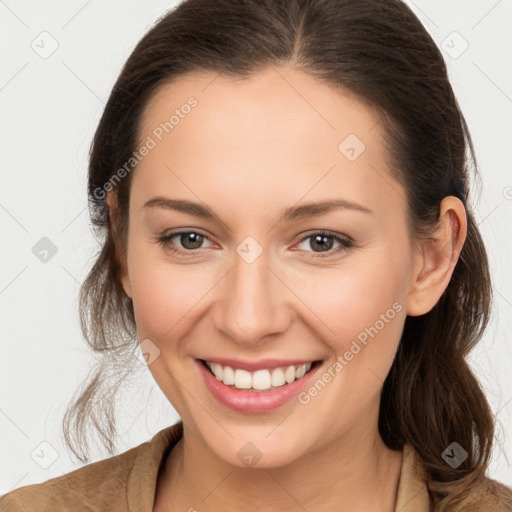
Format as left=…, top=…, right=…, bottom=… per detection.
left=296, top=230, right=354, bottom=258
left=156, top=230, right=213, bottom=256
left=155, top=229, right=354, bottom=259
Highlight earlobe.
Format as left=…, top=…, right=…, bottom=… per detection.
left=405, top=196, right=467, bottom=317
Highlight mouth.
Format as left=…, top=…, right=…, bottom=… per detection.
left=197, top=358, right=323, bottom=392
left=195, top=356, right=325, bottom=413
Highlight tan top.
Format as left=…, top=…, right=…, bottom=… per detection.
left=0, top=419, right=507, bottom=511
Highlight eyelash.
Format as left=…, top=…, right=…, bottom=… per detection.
left=155, top=229, right=354, bottom=259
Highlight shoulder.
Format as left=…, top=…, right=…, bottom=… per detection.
left=0, top=422, right=183, bottom=512
left=401, top=443, right=512, bottom=511
left=0, top=442, right=142, bottom=511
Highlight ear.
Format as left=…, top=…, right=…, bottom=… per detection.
left=106, top=191, right=132, bottom=299
left=405, top=196, right=467, bottom=317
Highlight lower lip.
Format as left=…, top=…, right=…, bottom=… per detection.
left=195, top=358, right=323, bottom=413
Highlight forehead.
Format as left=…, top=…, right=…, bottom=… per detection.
left=132, top=66, right=405, bottom=225
left=139, top=66, right=382, bottom=153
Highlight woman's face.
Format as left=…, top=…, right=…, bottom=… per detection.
left=118, top=66, right=420, bottom=467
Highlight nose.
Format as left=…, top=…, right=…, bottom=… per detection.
left=212, top=249, right=292, bottom=346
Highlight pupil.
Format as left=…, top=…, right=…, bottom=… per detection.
left=311, top=234, right=332, bottom=252
left=182, top=233, right=202, bottom=249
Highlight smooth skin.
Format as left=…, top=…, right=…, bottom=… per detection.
left=107, top=65, right=467, bottom=511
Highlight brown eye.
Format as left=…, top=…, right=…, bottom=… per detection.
left=309, top=234, right=335, bottom=252
left=177, top=232, right=204, bottom=250
left=156, top=230, right=212, bottom=255
left=297, top=231, right=354, bottom=258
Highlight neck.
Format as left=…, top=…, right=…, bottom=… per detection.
left=155, top=415, right=403, bottom=512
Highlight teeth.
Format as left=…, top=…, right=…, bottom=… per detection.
left=234, top=369, right=252, bottom=389
left=284, top=365, right=296, bottom=383
left=222, top=365, right=235, bottom=385
left=271, top=367, right=285, bottom=387
left=206, top=361, right=314, bottom=391
left=295, top=364, right=307, bottom=379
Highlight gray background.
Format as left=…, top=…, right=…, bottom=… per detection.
left=1, top=0, right=511, bottom=493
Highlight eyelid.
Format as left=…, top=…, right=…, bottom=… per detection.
left=297, top=229, right=353, bottom=243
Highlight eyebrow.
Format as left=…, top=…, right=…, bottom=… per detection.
left=143, top=196, right=373, bottom=225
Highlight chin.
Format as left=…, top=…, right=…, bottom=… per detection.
left=204, top=429, right=312, bottom=470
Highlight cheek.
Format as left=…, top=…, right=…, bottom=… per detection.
left=126, top=238, right=209, bottom=340
left=291, top=250, right=407, bottom=369
left=129, top=265, right=208, bottom=340
left=291, top=261, right=407, bottom=422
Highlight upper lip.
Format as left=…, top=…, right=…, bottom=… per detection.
left=198, top=357, right=321, bottom=372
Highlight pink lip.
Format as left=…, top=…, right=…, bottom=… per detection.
left=198, top=357, right=320, bottom=372
left=195, top=358, right=323, bottom=413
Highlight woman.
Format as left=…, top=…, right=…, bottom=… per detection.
left=1, top=0, right=511, bottom=510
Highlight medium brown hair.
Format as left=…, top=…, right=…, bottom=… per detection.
left=64, top=0, right=512, bottom=508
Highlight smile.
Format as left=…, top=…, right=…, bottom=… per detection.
left=202, top=360, right=319, bottom=391
left=196, top=358, right=324, bottom=413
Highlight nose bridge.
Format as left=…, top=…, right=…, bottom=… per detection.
left=214, top=244, right=289, bottom=344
